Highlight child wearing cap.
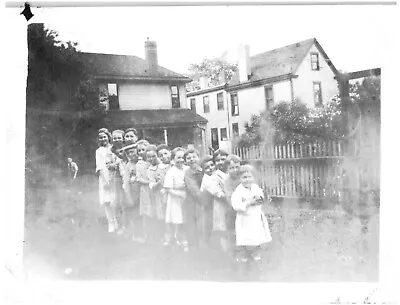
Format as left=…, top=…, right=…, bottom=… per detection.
left=121, top=143, right=143, bottom=243
left=231, top=164, right=272, bottom=272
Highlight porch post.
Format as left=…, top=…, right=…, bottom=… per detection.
left=164, top=128, right=168, bottom=145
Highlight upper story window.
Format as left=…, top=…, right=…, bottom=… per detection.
left=190, top=98, right=196, bottom=112
left=203, top=96, right=210, bottom=113
left=231, top=92, right=239, bottom=116
left=264, top=86, right=274, bottom=111
left=217, top=92, right=224, bottom=111
left=171, top=85, right=180, bottom=108
left=310, top=52, right=320, bottom=71
left=108, top=83, right=119, bottom=110
left=313, top=82, right=323, bottom=106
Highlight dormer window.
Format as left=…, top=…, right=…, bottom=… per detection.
left=311, top=53, right=320, bottom=71
left=171, top=85, right=180, bottom=108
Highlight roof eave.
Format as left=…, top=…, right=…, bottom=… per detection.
left=92, top=75, right=192, bottom=83
left=186, top=84, right=228, bottom=97
left=306, top=38, right=340, bottom=77
left=226, top=74, right=297, bottom=92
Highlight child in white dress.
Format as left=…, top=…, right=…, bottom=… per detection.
left=231, top=164, right=272, bottom=266
left=163, top=147, right=188, bottom=251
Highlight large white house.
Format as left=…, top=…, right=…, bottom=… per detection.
left=79, top=39, right=208, bottom=150
left=187, top=38, right=340, bottom=151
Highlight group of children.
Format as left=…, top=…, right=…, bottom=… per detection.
left=95, top=127, right=272, bottom=265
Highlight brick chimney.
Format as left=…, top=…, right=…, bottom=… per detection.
left=145, top=38, right=158, bottom=74
left=219, top=70, right=226, bottom=84
left=238, top=44, right=251, bottom=82
left=199, top=75, right=208, bottom=90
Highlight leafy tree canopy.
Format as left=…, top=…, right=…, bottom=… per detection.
left=235, top=77, right=380, bottom=148
left=186, top=58, right=238, bottom=92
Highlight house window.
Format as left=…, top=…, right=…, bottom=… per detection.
left=313, top=82, right=323, bottom=106
left=232, top=123, right=239, bottom=136
left=203, top=96, right=210, bottom=113
left=311, top=53, right=320, bottom=71
left=231, top=92, right=239, bottom=116
left=171, top=85, right=180, bottom=108
left=264, top=86, right=274, bottom=111
left=108, top=83, right=119, bottom=110
left=190, top=98, right=196, bottom=112
left=220, top=128, right=228, bottom=141
left=217, top=92, right=224, bottom=111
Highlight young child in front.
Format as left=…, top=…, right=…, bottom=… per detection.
left=200, top=156, right=229, bottom=252
left=231, top=164, right=272, bottom=272
left=163, top=147, right=188, bottom=251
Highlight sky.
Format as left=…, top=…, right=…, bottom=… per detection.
left=33, top=5, right=393, bottom=75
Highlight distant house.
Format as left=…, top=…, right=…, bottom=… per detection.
left=187, top=38, right=340, bottom=150
left=187, top=74, right=231, bottom=152
left=80, top=39, right=207, bottom=150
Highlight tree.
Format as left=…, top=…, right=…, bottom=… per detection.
left=26, top=23, right=105, bottom=176
left=186, top=58, right=238, bottom=92
left=235, top=77, right=380, bottom=148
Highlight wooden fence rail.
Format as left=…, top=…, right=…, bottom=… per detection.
left=232, top=140, right=379, bottom=200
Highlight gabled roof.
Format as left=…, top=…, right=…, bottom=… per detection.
left=105, top=109, right=207, bottom=129
left=228, top=38, right=338, bottom=88
left=79, top=52, right=191, bottom=83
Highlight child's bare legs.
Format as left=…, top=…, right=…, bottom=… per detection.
left=104, top=202, right=118, bottom=233
left=220, top=234, right=229, bottom=252
left=175, top=224, right=189, bottom=252
left=164, top=223, right=174, bottom=245
left=154, top=219, right=164, bottom=244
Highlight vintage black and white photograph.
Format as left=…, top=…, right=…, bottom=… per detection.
left=16, top=4, right=391, bottom=286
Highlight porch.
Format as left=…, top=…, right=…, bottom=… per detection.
left=104, top=108, right=208, bottom=154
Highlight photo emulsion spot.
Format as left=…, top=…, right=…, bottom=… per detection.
left=24, top=8, right=381, bottom=282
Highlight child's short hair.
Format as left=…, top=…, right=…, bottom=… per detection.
left=239, top=164, right=257, bottom=176
left=146, top=144, right=157, bottom=153
left=171, top=147, right=185, bottom=160
left=136, top=139, right=150, bottom=147
left=225, top=154, right=241, bottom=165
left=183, top=148, right=199, bottom=160
left=156, top=144, right=169, bottom=153
left=125, top=127, right=137, bottom=135
left=200, top=155, right=214, bottom=169
left=112, top=129, right=125, bottom=138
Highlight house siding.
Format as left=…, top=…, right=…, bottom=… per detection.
left=292, top=44, right=338, bottom=107
left=231, top=79, right=292, bottom=136
left=189, top=89, right=230, bottom=150
left=114, top=82, right=187, bottom=110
